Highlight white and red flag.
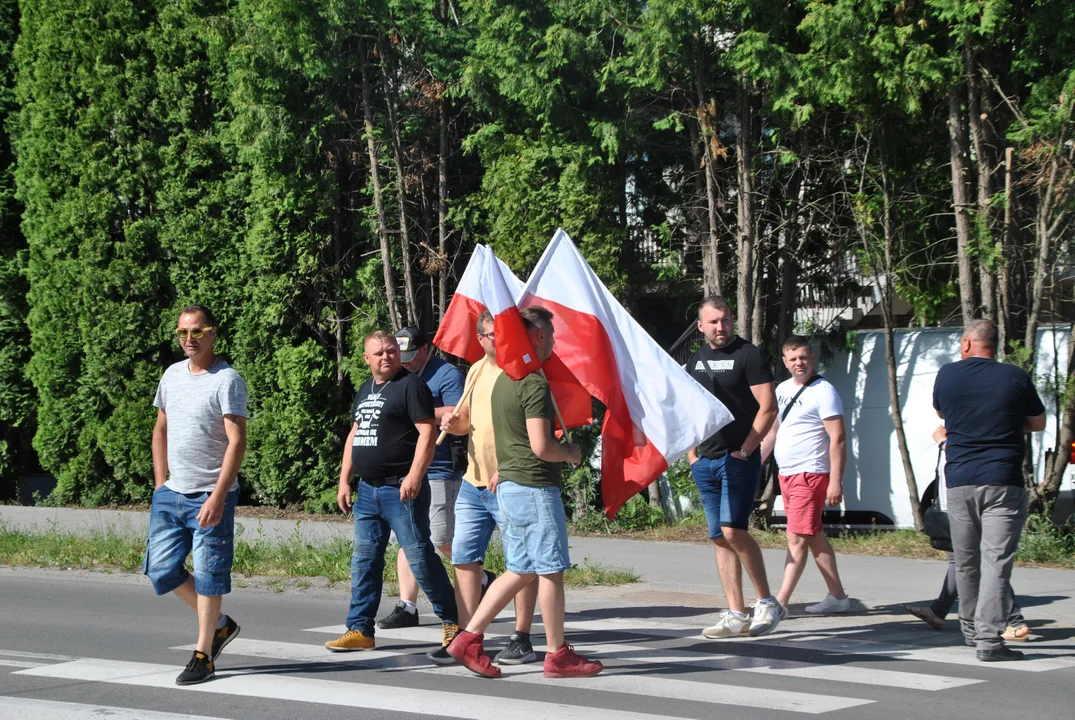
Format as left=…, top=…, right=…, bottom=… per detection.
left=520, top=229, right=733, bottom=517
left=432, top=244, right=592, bottom=431
left=480, top=247, right=542, bottom=380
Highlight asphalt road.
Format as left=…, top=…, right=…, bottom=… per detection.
left=2, top=568, right=1074, bottom=720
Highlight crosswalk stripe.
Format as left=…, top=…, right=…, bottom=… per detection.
left=740, top=664, right=983, bottom=691
left=748, top=634, right=1075, bottom=673
left=16, top=658, right=693, bottom=720
left=0, top=696, right=230, bottom=719
left=191, top=637, right=871, bottom=714
left=0, top=649, right=78, bottom=661
left=0, top=659, right=47, bottom=669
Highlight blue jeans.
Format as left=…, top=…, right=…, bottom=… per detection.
left=451, top=480, right=505, bottom=565
left=497, top=481, right=571, bottom=575
left=144, top=485, right=237, bottom=596
left=691, top=452, right=761, bottom=539
left=346, top=479, right=458, bottom=635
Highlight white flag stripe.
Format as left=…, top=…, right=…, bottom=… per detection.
left=521, top=229, right=731, bottom=462
left=742, top=664, right=983, bottom=691
left=16, top=658, right=692, bottom=720
left=167, top=638, right=869, bottom=714
left=452, top=243, right=489, bottom=299
left=0, top=697, right=231, bottom=720
left=750, top=635, right=1075, bottom=673
left=480, top=246, right=518, bottom=316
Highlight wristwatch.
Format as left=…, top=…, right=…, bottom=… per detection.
left=734, top=448, right=751, bottom=460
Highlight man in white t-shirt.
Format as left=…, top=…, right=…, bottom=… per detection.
left=761, top=335, right=851, bottom=615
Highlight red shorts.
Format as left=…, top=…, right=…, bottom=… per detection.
left=778, top=472, right=829, bottom=536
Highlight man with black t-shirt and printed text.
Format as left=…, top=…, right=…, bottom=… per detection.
left=686, top=296, right=782, bottom=639
left=326, top=330, right=459, bottom=660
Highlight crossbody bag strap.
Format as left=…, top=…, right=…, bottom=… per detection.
left=780, top=375, right=822, bottom=423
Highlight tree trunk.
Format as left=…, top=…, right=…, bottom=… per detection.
left=999, top=146, right=1014, bottom=355
left=686, top=119, right=711, bottom=292
left=736, top=84, right=756, bottom=339
left=437, top=101, right=449, bottom=321
left=1025, top=154, right=1060, bottom=364
left=359, top=43, right=402, bottom=330
left=966, top=50, right=997, bottom=321
left=694, top=42, right=722, bottom=297
left=882, top=180, right=924, bottom=531
left=1037, top=321, right=1075, bottom=506
left=380, top=35, right=418, bottom=326
left=948, top=87, right=977, bottom=325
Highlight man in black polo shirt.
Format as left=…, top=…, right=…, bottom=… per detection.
left=325, top=330, right=459, bottom=659
left=686, top=295, right=781, bottom=638
left=934, top=319, right=1045, bottom=662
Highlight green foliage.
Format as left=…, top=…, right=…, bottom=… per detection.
left=1016, top=511, right=1075, bottom=567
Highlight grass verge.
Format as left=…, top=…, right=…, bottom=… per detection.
left=0, top=522, right=639, bottom=589
left=571, top=510, right=1075, bottom=569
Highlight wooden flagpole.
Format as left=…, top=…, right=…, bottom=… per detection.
left=436, top=360, right=485, bottom=446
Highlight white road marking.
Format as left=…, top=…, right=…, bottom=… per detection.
left=741, top=664, right=984, bottom=691
left=749, top=635, right=1075, bottom=673
left=15, top=658, right=698, bottom=720
left=0, top=649, right=78, bottom=661
left=193, top=637, right=870, bottom=714
left=0, top=696, right=230, bottom=719
left=0, top=659, right=47, bottom=669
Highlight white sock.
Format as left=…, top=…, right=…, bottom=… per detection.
left=216, top=614, right=229, bottom=630
left=400, top=601, right=417, bottom=614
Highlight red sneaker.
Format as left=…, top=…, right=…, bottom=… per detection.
left=543, top=644, right=604, bottom=678
left=446, top=630, right=501, bottom=678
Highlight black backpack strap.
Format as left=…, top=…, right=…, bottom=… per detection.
left=780, top=375, right=823, bottom=423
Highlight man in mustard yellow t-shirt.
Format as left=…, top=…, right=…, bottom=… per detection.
left=439, top=310, right=539, bottom=666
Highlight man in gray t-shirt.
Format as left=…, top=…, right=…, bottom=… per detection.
left=146, top=304, right=248, bottom=686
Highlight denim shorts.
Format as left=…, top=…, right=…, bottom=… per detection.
left=691, top=452, right=761, bottom=539
left=451, top=480, right=505, bottom=565
left=143, top=485, right=237, bottom=597
left=496, top=481, right=570, bottom=575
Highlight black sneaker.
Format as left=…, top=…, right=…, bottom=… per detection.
left=378, top=602, right=419, bottom=629
left=494, top=632, right=537, bottom=665
left=480, top=569, right=497, bottom=599
left=977, top=646, right=1024, bottom=662
left=211, top=615, right=240, bottom=661
left=427, top=621, right=459, bottom=666
left=176, top=651, right=215, bottom=686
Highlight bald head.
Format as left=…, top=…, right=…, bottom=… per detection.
left=961, top=319, right=998, bottom=359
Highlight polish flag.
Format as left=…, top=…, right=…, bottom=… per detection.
left=481, top=248, right=541, bottom=380
left=520, top=229, right=733, bottom=517
left=433, top=245, right=593, bottom=431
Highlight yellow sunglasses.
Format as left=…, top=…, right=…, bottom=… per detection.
left=175, top=327, right=215, bottom=340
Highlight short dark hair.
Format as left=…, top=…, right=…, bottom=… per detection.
left=698, top=295, right=732, bottom=316
left=476, top=310, right=493, bottom=334
left=520, top=306, right=554, bottom=332
left=782, top=335, right=812, bottom=355
left=964, top=319, right=998, bottom=349
left=179, top=304, right=216, bottom=327
left=364, top=329, right=398, bottom=347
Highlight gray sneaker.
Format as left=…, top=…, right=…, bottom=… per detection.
left=748, top=599, right=783, bottom=637
left=494, top=633, right=537, bottom=665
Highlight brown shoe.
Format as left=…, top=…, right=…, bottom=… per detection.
left=325, top=628, right=375, bottom=652
left=1002, top=624, right=1031, bottom=642
left=905, top=605, right=944, bottom=630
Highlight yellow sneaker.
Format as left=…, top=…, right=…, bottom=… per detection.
left=325, top=629, right=376, bottom=652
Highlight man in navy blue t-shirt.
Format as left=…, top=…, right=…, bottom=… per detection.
left=933, top=319, right=1045, bottom=662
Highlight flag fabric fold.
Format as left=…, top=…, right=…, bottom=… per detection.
left=480, top=248, right=541, bottom=380
left=432, top=244, right=593, bottom=431
left=520, top=229, right=733, bottom=517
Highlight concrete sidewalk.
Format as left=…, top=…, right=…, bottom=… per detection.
left=4, top=504, right=1074, bottom=624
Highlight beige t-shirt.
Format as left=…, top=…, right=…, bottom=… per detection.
left=463, top=357, right=503, bottom=488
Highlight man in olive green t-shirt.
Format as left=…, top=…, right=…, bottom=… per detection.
left=446, top=306, right=603, bottom=680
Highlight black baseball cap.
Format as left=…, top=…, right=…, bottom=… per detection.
left=394, top=326, right=428, bottom=363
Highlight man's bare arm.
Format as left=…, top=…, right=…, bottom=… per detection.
left=741, top=382, right=777, bottom=454
left=151, top=409, right=168, bottom=489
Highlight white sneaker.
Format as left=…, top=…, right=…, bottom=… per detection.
left=702, top=611, right=750, bottom=639
left=805, top=594, right=851, bottom=614
left=748, top=599, right=783, bottom=637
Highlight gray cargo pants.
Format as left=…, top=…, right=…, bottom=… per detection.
left=946, top=484, right=1027, bottom=650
